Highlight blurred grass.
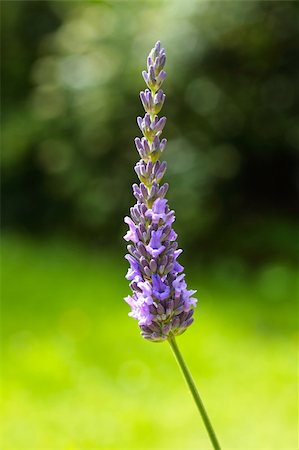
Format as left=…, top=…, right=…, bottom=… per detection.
left=1, top=235, right=297, bottom=449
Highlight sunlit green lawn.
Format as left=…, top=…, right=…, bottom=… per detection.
left=1, top=235, right=297, bottom=449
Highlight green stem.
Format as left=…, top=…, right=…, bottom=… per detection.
left=168, top=337, right=222, bottom=450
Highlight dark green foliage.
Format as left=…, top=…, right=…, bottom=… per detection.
left=2, top=1, right=298, bottom=262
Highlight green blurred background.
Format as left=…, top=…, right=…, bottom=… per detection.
left=1, top=1, right=298, bottom=449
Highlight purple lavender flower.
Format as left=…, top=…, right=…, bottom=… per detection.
left=124, top=41, right=197, bottom=342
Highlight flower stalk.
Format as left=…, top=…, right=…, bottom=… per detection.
left=124, top=41, right=221, bottom=449
left=168, top=337, right=222, bottom=450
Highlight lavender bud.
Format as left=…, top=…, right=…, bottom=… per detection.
left=153, top=90, right=166, bottom=114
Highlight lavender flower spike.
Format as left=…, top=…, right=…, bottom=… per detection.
left=124, top=41, right=197, bottom=342
left=123, top=42, right=222, bottom=450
